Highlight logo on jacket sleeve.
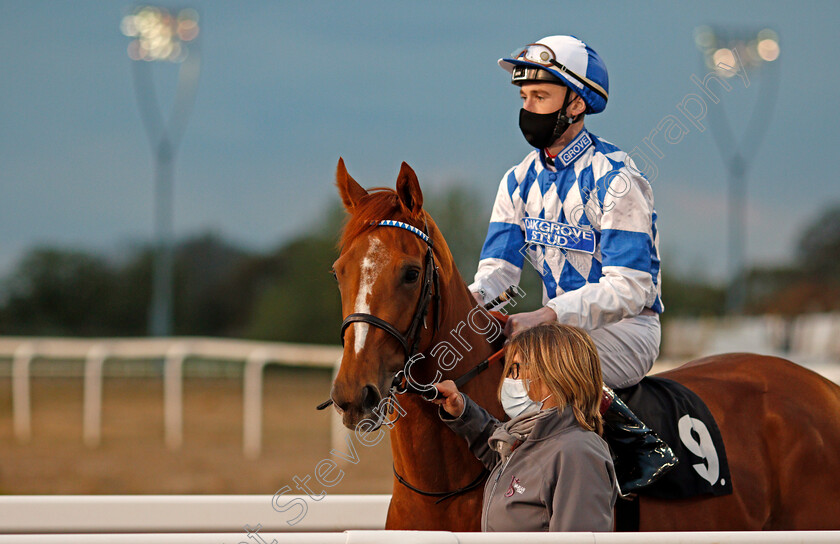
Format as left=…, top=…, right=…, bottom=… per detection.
left=505, top=476, right=526, bottom=497
left=522, top=218, right=595, bottom=254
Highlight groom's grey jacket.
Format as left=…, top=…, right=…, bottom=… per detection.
left=441, top=394, right=617, bottom=532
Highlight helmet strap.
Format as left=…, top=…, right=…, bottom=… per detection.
left=550, top=87, right=579, bottom=143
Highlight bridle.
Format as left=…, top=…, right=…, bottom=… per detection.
left=316, top=217, right=441, bottom=415
left=318, top=217, right=519, bottom=503
left=339, top=218, right=441, bottom=396
left=319, top=218, right=515, bottom=410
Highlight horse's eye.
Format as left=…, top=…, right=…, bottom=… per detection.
left=404, top=268, right=420, bottom=284
left=330, top=268, right=337, bottom=281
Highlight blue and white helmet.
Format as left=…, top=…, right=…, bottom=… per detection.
left=499, top=35, right=609, bottom=115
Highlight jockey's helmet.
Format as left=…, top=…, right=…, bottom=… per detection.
left=499, top=35, right=609, bottom=115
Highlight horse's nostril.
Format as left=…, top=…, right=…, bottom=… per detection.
left=335, top=399, right=351, bottom=413
left=360, top=384, right=381, bottom=412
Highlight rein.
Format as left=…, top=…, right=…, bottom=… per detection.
left=393, top=464, right=489, bottom=504
left=382, top=286, right=516, bottom=402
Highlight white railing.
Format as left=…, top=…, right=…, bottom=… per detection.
left=0, top=337, right=343, bottom=458
left=2, top=331, right=838, bottom=462
left=0, top=495, right=837, bottom=542
left=0, top=494, right=388, bottom=533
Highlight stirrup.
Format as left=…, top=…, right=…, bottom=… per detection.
left=601, top=386, right=678, bottom=495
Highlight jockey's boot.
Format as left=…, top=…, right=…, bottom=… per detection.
left=601, top=386, right=678, bottom=495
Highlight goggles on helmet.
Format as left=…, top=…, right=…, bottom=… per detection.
left=511, top=43, right=558, bottom=66
left=510, top=43, right=608, bottom=102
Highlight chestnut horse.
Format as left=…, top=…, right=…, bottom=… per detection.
left=329, top=158, right=840, bottom=531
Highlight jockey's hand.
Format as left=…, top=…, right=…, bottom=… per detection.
left=432, top=380, right=465, bottom=418
left=471, top=291, right=483, bottom=306
left=504, top=306, right=557, bottom=338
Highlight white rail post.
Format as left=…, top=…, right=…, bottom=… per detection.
left=243, top=348, right=269, bottom=459
left=164, top=343, right=189, bottom=451
left=83, top=344, right=109, bottom=448
left=12, top=342, right=35, bottom=443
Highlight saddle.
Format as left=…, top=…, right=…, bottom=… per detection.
left=615, top=376, right=732, bottom=499
left=486, top=311, right=730, bottom=498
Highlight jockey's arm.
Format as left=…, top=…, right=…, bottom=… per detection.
left=469, top=166, right=526, bottom=306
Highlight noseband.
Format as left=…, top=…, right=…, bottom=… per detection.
left=339, top=219, right=441, bottom=390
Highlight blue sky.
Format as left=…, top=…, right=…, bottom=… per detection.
left=2, top=1, right=838, bottom=282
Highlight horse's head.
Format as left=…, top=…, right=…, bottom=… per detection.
left=330, top=158, right=450, bottom=429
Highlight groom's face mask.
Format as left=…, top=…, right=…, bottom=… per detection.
left=500, top=377, right=540, bottom=418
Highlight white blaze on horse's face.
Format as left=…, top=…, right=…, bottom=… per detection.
left=353, top=235, right=385, bottom=355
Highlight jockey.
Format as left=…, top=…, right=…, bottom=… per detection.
left=469, top=35, right=676, bottom=493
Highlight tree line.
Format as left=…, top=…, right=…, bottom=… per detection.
left=1, top=192, right=838, bottom=343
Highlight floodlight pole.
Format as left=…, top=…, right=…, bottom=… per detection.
left=150, top=137, right=175, bottom=337
left=726, top=153, right=747, bottom=315
left=131, top=61, right=199, bottom=337
left=714, top=62, right=778, bottom=315
left=123, top=7, right=201, bottom=336
left=696, top=30, right=780, bottom=314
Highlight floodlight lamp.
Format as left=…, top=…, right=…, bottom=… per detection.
left=120, top=5, right=199, bottom=62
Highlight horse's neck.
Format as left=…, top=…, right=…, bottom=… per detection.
left=389, top=270, right=503, bottom=488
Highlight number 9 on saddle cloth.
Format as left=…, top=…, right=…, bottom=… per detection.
left=614, top=376, right=732, bottom=500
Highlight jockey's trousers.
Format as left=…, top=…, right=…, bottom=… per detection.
left=590, top=313, right=660, bottom=390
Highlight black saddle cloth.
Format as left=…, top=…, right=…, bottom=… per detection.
left=616, top=376, right=733, bottom=499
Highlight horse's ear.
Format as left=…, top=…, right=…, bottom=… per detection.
left=396, top=161, right=423, bottom=217
left=336, top=157, right=368, bottom=211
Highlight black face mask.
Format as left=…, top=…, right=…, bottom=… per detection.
left=519, top=108, right=569, bottom=149
left=517, top=88, right=577, bottom=149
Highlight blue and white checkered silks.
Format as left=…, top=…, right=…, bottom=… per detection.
left=377, top=220, right=431, bottom=245
left=469, top=129, right=663, bottom=331
left=499, top=35, right=609, bottom=115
